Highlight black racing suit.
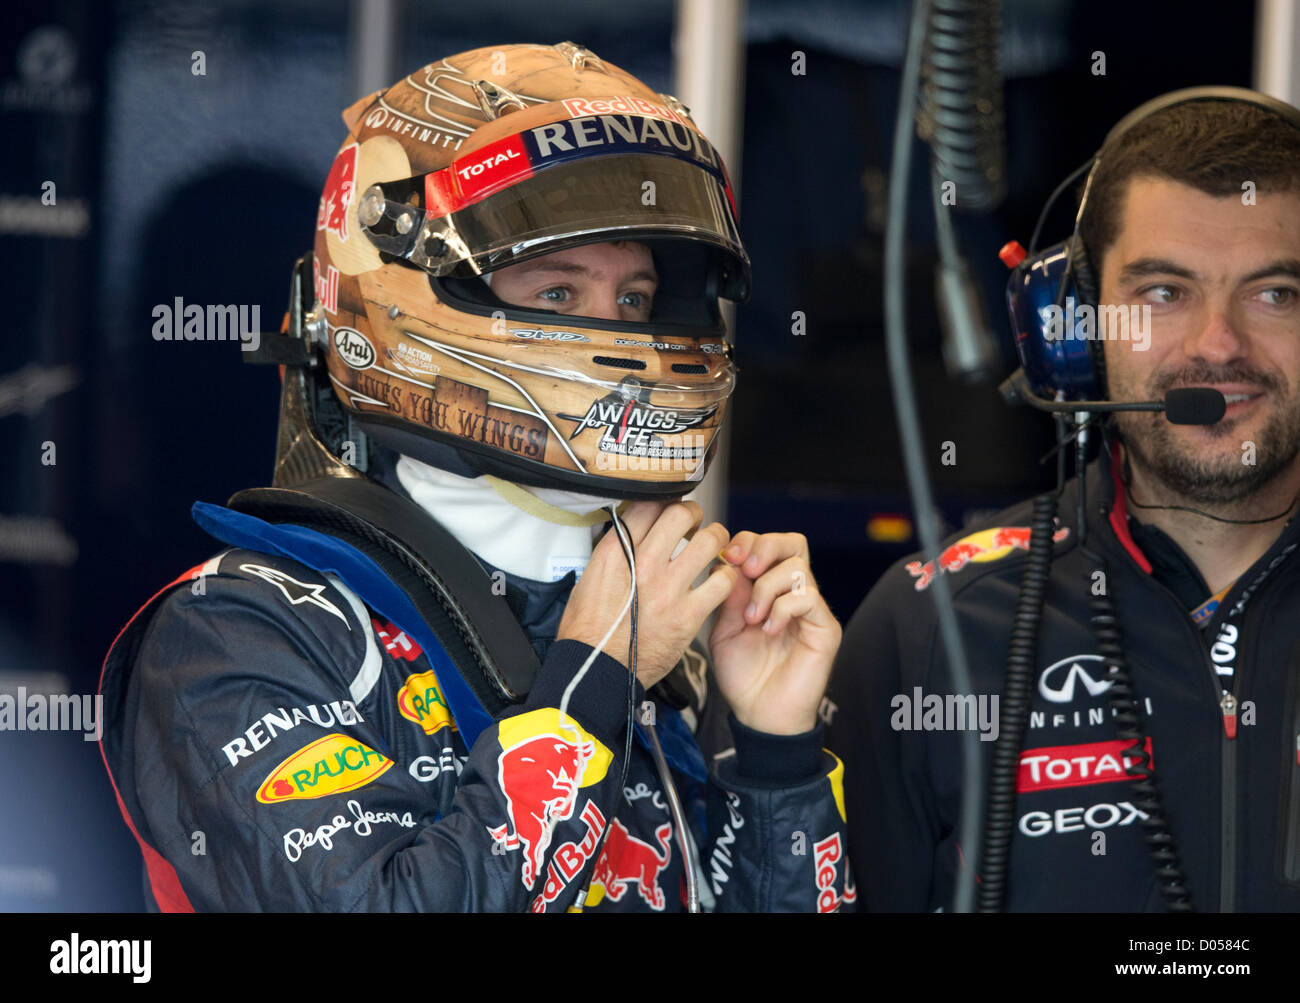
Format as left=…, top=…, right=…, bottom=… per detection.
left=99, top=465, right=855, bottom=913
left=827, top=447, right=1300, bottom=911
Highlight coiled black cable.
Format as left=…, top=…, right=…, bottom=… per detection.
left=1080, top=543, right=1195, bottom=912
left=978, top=492, right=1057, bottom=911
left=918, top=0, right=1007, bottom=211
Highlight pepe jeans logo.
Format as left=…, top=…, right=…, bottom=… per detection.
left=256, top=733, right=392, bottom=803
left=333, top=327, right=375, bottom=369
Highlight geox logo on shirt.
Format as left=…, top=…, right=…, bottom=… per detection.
left=50, top=934, right=150, bottom=983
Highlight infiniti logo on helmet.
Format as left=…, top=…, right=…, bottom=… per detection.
left=334, top=327, right=375, bottom=370
left=1038, top=654, right=1113, bottom=704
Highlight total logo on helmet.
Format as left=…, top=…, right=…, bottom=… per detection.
left=256, top=733, right=392, bottom=804
left=587, top=819, right=673, bottom=911
left=486, top=708, right=612, bottom=891
left=906, top=525, right=1070, bottom=591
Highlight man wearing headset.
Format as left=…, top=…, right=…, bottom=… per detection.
left=98, top=44, right=852, bottom=912
left=827, top=88, right=1300, bottom=911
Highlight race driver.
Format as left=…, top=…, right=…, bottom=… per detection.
left=98, top=42, right=854, bottom=913
left=828, top=90, right=1300, bottom=910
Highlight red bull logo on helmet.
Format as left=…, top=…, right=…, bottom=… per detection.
left=487, top=708, right=613, bottom=892
left=905, top=525, right=1070, bottom=591
left=587, top=819, right=673, bottom=911
left=317, top=142, right=358, bottom=242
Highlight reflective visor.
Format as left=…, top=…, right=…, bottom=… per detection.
left=358, top=113, right=750, bottom=300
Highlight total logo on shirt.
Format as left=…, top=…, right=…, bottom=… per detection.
left=1017, top=737, right=1154, bottom=793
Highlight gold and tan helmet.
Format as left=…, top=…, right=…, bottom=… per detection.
left=309, top=41, right=750, bottom=498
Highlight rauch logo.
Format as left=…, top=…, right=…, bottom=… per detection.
left=397, top=670, right=456, bottom=735
left=256, top=733, right=392, bottom=803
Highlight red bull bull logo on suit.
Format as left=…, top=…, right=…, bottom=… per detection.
left=487, top=708, right=613, bottom=893
left=905, top=525, right=1070, bottom=591
left=588, top=819, right=674, bottom=910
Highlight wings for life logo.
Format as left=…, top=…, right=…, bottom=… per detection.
left=906, top=525, right=1070, bottom=591
left=487, top=708, right=613, bottom=896
left=587, top=819, right=673, bottom=910
left=558, top=377, right=715, bottom=462
left=256, top=733, right=393, bottom=803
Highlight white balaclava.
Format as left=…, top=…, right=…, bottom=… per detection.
left=395, top=452, right=624, bottom=583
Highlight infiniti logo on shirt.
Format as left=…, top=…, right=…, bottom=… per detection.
left=1039, top=655, right=1113, bottom=704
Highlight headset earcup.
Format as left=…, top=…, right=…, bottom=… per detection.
left=1070, top=235, right=1106, bottom=397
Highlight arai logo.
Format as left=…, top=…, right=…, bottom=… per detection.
left=334, top=327, right=375, bottom=369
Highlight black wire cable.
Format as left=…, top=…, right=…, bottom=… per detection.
left=1078, top=539, right=1194, bottom=912
left=1028, top=159, right=1094, bottom=254
left=919, top=0, right=1007, bottom=211
left=977, top=492, right=1057, bottom=911
left=886, top=0, right=982, bottom=913
left=573, top=508, right=637, bottom=911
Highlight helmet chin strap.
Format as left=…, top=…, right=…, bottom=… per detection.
left=482, top=475, right=628, bottom=527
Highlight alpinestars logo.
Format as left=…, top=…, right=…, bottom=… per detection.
left=558, top=378, right=715, bottom=460
left=238, top=564, right=350, bottom=630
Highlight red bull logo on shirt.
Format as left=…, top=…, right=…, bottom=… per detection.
left=906, top=525, right=1070, bottom=591
left=813, top=832, right=857, bottom=913
left=588, top=819, right=673, bottom=911
left=487, top=708, right=613, bottom=893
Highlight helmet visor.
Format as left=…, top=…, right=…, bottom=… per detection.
left=358, top=113, right=751, bottom=302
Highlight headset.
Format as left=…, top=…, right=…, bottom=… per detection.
left=1003, top=86, right=1300, bottom=405
left=979, top=86, right=1300, bottom=914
